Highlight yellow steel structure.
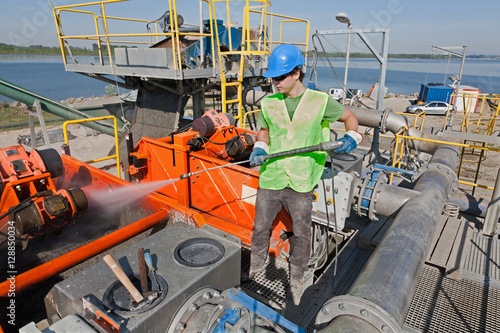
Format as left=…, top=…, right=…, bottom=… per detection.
left=445, top=93, right=500, bottom=135
left=444, top=93, right=500, bottom=194
left=390, top=133, right=499, bottom=191
left=51, top=0, right=310, bottom=127
left=388, top=93, right=499, bottom=192
left=395, top=110, right=425, bottom=130
left=210, top=0, right=309, bottom=126
left=63, top=116, right=121, bottom=179
left=52, top=0, right=216, bottom=71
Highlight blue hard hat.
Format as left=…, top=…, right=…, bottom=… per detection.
left=263, top=44, right=305, bottom=78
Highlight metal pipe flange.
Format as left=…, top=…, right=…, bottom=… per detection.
left=410, top=162, right=459, bottom=198
left=315, top=295, right=402, bottom=333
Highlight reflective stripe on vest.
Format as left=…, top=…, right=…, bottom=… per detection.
left=259, top=89, right=330, bottom=192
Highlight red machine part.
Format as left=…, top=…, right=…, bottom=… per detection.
left=191, top=110, right=236, bottom=137
left=12, top=187, right=88, bottom=237
left=0, top=145, right=87, bottom=241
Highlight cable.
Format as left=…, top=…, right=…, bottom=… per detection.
left=200, top=136, right=228, bottom=145
left=314, top=33, right=377, bottom=87
left=311, top=33, right=344, bottom=89
left=330, top=159, right=339, bottom=297
left=0, top=190, right=53, bottom=239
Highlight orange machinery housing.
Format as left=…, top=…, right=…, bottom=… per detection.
left=128, top=121, right=293, bottom=258
left=0, top=117, right=293, bottom=298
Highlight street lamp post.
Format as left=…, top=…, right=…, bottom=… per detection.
left=336, top=12, right=352, bottom=105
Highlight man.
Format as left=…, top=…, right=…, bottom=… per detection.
left=248, top=44, right=362, bottom=305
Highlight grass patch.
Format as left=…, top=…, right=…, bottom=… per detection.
left=0, top=106, right=65, bottom=132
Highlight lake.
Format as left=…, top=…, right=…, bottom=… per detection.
left=0, top=55, right=499, bottom=105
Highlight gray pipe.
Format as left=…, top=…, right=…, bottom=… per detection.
left=372, top=184, right=421, bottom=218
left=245, top=89, right=269, bottom=107
left=319, top=144, right=460, bottom=332
left=348, top=106, right=444, bottom=154
left=244, top=91, right=445, bottom=154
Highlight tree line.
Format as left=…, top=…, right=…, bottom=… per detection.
left=315, top=51, right=498, bottom=60
left=0, top=43, right=497, bottom=59
left=0, top=43, right=133, bottom=56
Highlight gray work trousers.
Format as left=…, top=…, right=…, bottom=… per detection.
left=250, top=187, right=314, bottom=281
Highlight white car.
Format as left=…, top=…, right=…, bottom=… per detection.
left=405, top=101, right=450, bottom=115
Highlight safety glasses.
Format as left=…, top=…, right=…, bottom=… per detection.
left=272, top=71, right=292, bottom=82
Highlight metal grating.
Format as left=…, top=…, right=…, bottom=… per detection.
left=461, top=231, right=500, bottom=288
left=305, top=248, right=373, bottom=332
left=404, top=265, right=500, bottom=332
left=331, top=248, right=373, bottom=297
left=241, top=248, right=289, bottom=306
left=241, top=249, right=345, bottom=328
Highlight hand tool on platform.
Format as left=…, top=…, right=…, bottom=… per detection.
left=179, top=140, right=343, bottom=179
left=137, top=247, right=149, bottom=295
left=103, top=254, right=160, bottom=310
left=144, top=252, right=160, bottom=292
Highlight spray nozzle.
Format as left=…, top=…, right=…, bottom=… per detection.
left=180, top=172, right=193, bottom=179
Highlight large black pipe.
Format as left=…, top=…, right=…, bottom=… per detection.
left=320, top=145, right=459, bottom=331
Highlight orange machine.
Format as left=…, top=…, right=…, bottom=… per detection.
left=0, top=147, right=202, bottom=297
left=0, top=145, right=88, bottom=247
left=128, top=111, right=294, bottom=257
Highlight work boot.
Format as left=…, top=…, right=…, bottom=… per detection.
left=248, top=263, right=266, bottom=280
left=287, top=276, right=304, bottom=306
left=241, top=263, right=266, bottom=282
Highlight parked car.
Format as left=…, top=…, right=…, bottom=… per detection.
left=405, top=101, right=450, bottom=115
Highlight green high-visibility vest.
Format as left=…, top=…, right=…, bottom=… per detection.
left=259, top=89, right=330, bottom=193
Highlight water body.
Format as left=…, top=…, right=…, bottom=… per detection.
left=312, top=57, right=500, bottom=96
left=0, top=55, right=499, bottom=104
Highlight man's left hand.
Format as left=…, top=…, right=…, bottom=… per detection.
left=334, top=130, right=363, bottom=154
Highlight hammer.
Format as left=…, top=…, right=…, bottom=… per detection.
left=103, top=254, right=161, bottom=310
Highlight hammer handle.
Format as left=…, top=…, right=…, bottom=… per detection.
left=103, top=254, right=144, bottom=303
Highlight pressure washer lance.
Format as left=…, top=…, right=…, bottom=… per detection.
left=179, top=140, right=343, bottom=179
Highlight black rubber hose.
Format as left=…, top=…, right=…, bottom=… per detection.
left=263, top=141, right=343, bottom=160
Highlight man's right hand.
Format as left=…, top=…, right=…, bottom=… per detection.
left=250, top=141, right=270, bottom=166
left=250, top=148, right=268, bottom=166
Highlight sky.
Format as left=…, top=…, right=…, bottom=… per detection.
left=1, top=0, right=499, bottom=56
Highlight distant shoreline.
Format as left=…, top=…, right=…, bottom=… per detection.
left=1, top=52, right=499, bottom=60
left=1, top=43, right=499, bottom=59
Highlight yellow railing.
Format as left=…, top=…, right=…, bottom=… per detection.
left=52, top=0, right=216, bottom=71
left=63, top=116, right=121, bottom=179
left=242, top=109, right=261, bottom=130
left=52, top=0, right=310, bottom=128
left=211, top=0, right=309, bottom=126
left=390, top=133, right=500, bottom=190
left=389, top=127, right=410, bottom=185
left=395, top=110, right=425, bottom=130
left=444, top=93, right=500, bottom=134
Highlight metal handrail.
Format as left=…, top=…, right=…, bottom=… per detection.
left=52, top=0, right=217, bottom=72
left=395, top=110, right=425, bottom=129
left=391, top=132, right=499, bottom=190
left=63, top=116, right=121, bottom=179
left=444, top=93, right=499, bottom=135
left=242, top=109, right=261, bottom=130
left=52, top=0, right=311, bottom=128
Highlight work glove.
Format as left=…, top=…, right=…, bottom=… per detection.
left=334, top=130, right=363, bottom=154
left=250, top=141, right=269, bottom=166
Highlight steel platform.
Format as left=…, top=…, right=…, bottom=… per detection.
left=241, top=212, right=500, bottom=332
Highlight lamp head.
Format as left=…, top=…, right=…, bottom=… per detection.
left=336, top=12, right=351, bottom=25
